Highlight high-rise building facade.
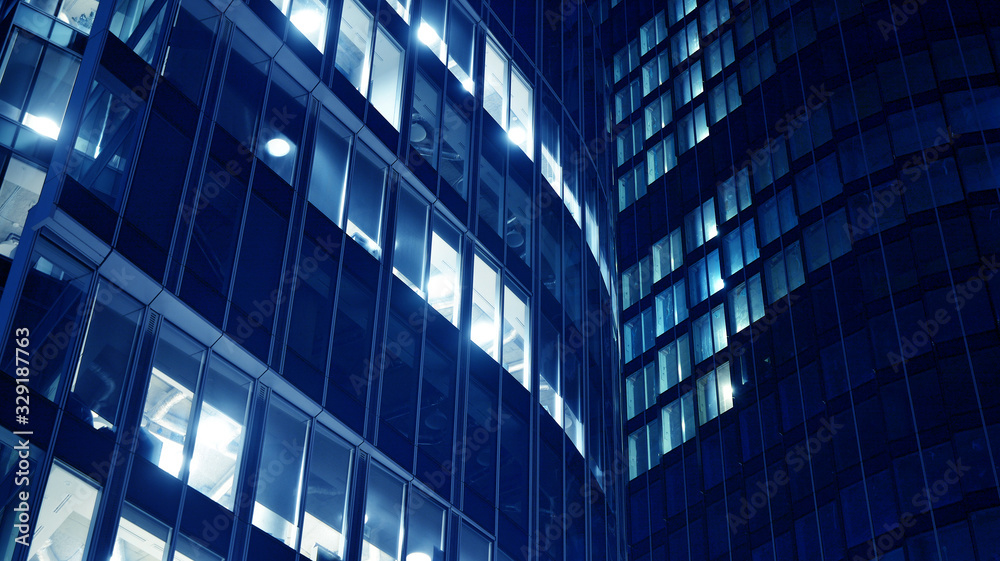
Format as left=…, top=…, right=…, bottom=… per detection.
left=0, top=0, right=628, bottom=560
left=600, top=0, right=1000, bottom=559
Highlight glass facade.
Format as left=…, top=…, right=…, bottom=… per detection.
left=0, top=1, right=625, bottom=561
left=602, top=0, right=1000, bottom=560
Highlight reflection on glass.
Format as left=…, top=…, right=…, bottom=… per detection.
left=439, top=102, right=469, bottom=196
left=385, top=0, right=409, bottom=22
left=70, top=78, right=140, bottom=208
left=139, top=323, right=205, bottom=477
left=69, top=281, right=144, bottom=430
left=483, top=40, right=508, bottom=128
left=404, top=491, right=445, bottom=561
left=409, top=72, right=440, bottom=168
left=502, top=284, right=529, bottom=388
left=0, top=158, right=45, bottom=258
left=470, top=254, right=499, bottom=359
left=540, top=108, right=560, bottom=189
left=345, top=145, right=387, bottom=258
left=335, top=0, right=373, bottom=93
left=188, top=358, right=251, bottom=509
left=393, top=186, right=429, bottom=294
left=27, top=464, right=100, bottom=561
left=58, top=0, right=101, bottom=33
left=361, top=464, right=405, bottom=561
left=370, top=28, right=404, bottom=129
left=301, top=426, right=353, bottom=561
left=309, top=109, right=352, bottom=227
left=252, top=396, right=308, bottom=546
left=110, top=0, right=169, bottom=62
left=258, top=68, right=307, bottom=183
left=112, top=504, right=169, bottom=561
left=428, top=215, right=460, bottom=325
left=21, top=43, right=80, bottom=138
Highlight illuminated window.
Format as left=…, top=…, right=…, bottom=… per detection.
left=335, top=0, right=374, bottom=92
left=471, top=253, right=500, bottom=359
left=370, top=28, right=405, bottom=128
left=27, top=464, right=100, bottom=560
left=138, top=324, right=253, bottom=511
left=428, top=214, right=461, bottom=325
left=509, top=70, right=533, bottom=158
left=502, top=283, right=530, bottom=388
left=483, top=40, right=508, bottom=128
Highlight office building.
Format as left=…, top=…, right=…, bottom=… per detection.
left=603, top=0, right=1000, bottom=560
left=0, top=0, right=627, bottom=560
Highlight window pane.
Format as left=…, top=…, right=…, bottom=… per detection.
left=471, top=254, right=500, bottom=358
left=440, top=102, right=470, bottom=196
left=173, top=535, right=223, bottom=561
left=712, top=303, right=727, bottom=352
left=335, top=0, right=373, bottom=93
left=0, top=33, right=43, bottom=121
left=484, top=40, right=508, bottom=128
left=460, top=524, right=491, bottom=561
left=217, top=33, right=268, bottom=144
left=697, top=371, right=718, bottom=424
left=628, top=425, right=648, bottom=479
left=405, top=491, right=446, bottom=561
left=69, top=79, right=140, bottom=208
left=69, top=281, right=143, bottom=430
left=393, top=186, right=429, bottom=294
left=446, top=4, right=475, bottom=89
left=113, top=504, right=169, bottom=561
left=412, top=76, right=443, bottom=173
left=258, top=68, right=307, bottom=182
left=662, top=398, right=682, bottom=452
left=742, top=219, right=759, bottom=263
left=717, top=362, right=734, bottom=412
left=189, top=357, right=252, bottom=509
left=301, top=426, right=353, bottom=561
left=748, top=274, right=765, bottom=321
left=0, top=157, right=44, bottom=258
left=729, top=282, right=750, bottom=332
left=160, top=0, right=221, bottom=103
left=428, top=214, right=461, bottom=324
left=693, top=313, right=712, bottom=363
left=309, top=109, right=352, bottom=227
left=22, top=43, right=80, bottom=139
left=655, top=287, right=674, bottom=335
left=371, top=28, right=404, bottom=128
left=27, top=464, right=100, bottom=561
left=502, top=283, right=530, bottom=388
left=361, top=464, right=406, bottom=561
left=626, top=370, right=643, bottom=418
left=346, top=145, right=386, bottom=258
left=289, top=0, right=328, bottom=51
left=253, top=396, right=308, bottom=546
left=681, top=391, right=696, bottom=441
left=723, top=229, right=742, bottom=277
left=140, top=323, right=205, bottom=477
left=509, top=70, right=533, bottom=158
